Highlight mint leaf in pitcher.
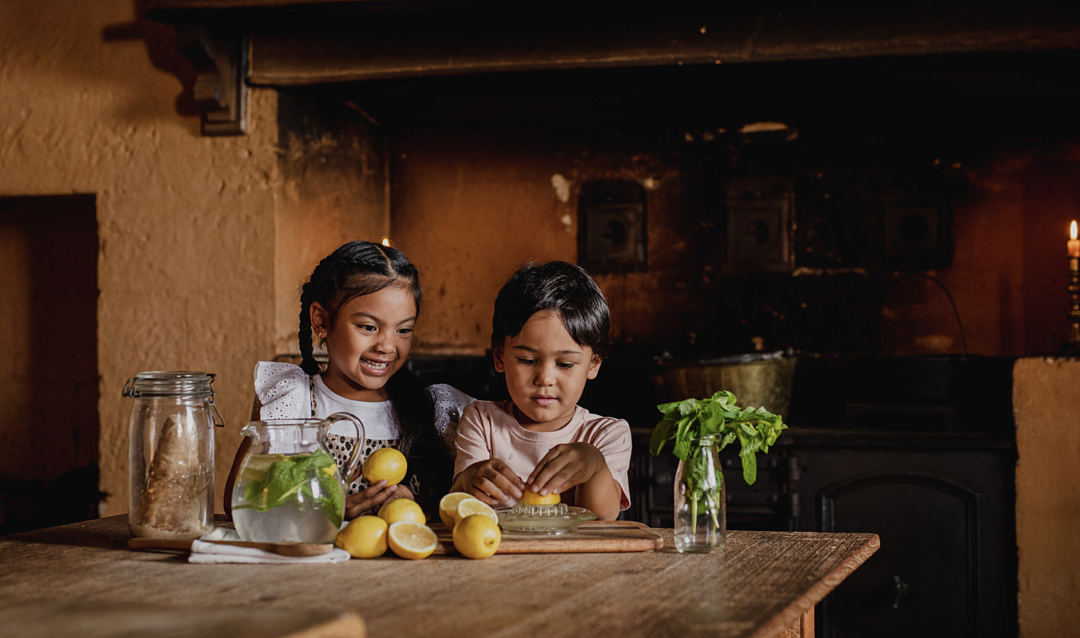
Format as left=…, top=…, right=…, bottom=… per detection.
left=238, top=450, right=344, bottom=524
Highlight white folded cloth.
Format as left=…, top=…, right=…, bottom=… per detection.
left=188, top=527, right=350, bottom=564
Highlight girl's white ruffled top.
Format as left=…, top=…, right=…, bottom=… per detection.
left=253, top=361, right=473, bottom=494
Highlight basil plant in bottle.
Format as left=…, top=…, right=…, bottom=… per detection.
left=650, top=390, right=787, bottom=553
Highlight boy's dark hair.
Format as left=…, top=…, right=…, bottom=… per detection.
left=491, top=261, right=610, bottom=360
left=297, top=240, right=450, bottom=502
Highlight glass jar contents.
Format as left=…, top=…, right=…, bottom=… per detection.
left=673, top=436, right=727, bottom=553
left=230, top=414, right=364, bottom=544
left=125, top=371, right=222, bottom=539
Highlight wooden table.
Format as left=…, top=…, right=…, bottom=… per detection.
left=0, top=516, right=878, bottom=638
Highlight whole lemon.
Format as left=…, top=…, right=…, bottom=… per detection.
left=519, top=489, right=560, bottom=506
left=378, top=498, right=427, bottom=525
left=453, top=514, right=501, bottom=559
left=362, top=448, right=407, bottom=486
left=335, top=515, right=388, bottom=559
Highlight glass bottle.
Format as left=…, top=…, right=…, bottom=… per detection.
left=673, top=435, right=727, bottom=553
left=124, top=371, right=223, bottom=539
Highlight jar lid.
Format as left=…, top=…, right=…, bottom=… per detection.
left=123, top=371, right=216, bottom=398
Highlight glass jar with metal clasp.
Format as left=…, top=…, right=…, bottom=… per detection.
left=124, top=371, right=224, bottom=539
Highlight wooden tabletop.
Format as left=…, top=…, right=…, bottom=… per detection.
left=0, top=516, right=878, bottom=638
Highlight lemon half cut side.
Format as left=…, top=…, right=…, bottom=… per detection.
left=439, top=492, right=476, bottom=528
left=454, top=498, right=499, bottom=528
left=387, top=521, right=438, bottom=560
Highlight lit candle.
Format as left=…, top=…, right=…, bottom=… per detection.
left=1070, top=221, right=1080, bottom=258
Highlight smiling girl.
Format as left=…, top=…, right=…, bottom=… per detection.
left=225, top=241, right=472, bottom=520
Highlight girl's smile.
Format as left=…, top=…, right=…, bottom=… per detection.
left=311, top=285, right=417, bottom=402
left=361, top=358, right=392, bottom=374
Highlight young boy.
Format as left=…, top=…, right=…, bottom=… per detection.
left=452, top=261, right=631, bottom=520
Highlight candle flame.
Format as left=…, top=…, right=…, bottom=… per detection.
left=381, top=237, right=393, bottom=247
left=1072, top=221, right=1078, bottom=241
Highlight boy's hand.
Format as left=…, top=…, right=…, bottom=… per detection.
left=344, top=481, right=413, bottom=520
left=528, top=443, right=621, bottom=520
left=452, top=459, right=524, bottom=507
left=526, top=442, right=605, bottom=496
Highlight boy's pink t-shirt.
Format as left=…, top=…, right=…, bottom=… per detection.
left=453, top=399, right=633, bottom=511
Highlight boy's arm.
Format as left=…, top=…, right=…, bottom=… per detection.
left=570, top=458, right=621, bottom=522
left=526, top=443, right=622, bottom=521
left=451, top=459, right=524, bottom=507
left=452, top=403, right=524, bottom=506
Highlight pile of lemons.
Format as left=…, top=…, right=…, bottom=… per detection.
left=334, top=447, right=504, bottom=560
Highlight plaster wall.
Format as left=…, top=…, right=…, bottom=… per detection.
left=1013, top=357, right=1080, bottom=638
left=0, top=0, right=282, bottom=515
left=393, top=130, right=768, bottom=357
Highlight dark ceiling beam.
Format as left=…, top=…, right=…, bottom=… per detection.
left=236, top=4, right=1080, bottom=85
left=140, top=0, right=1080, bottom=132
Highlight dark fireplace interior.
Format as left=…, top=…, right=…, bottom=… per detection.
left=0, top=195, right=103, bottom=534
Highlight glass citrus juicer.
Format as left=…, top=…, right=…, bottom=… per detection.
left=230, top=413, right=364, bottom=543
left=497, top=493, right=596, bottom=535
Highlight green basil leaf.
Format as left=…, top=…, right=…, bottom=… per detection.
left=649, top=419, right=675, bottom=455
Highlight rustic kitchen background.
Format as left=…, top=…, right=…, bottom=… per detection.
left=2, top=1, right=1079, bottom=637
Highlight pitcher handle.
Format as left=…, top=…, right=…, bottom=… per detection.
left=323, top=412, right=366, bottom=484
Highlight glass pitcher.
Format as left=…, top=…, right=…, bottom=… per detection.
left=230, top=412, right=364, bottom=543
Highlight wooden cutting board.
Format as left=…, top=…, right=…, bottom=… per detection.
left=433, top=520, right=663, bottom=555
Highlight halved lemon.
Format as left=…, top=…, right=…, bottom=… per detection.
left=519, top=489, right=560, bottom=506
left=439, top=492, right=476, bottom=528
left=387, top=521, right=438, bottom=560
left=454, top=498, right=499, bottom=528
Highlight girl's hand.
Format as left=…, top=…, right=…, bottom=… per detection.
left=344, top=481, right=414, bottom=520
left=451, top=459, right=524, bottom=507
left=527, top=443, right=621, bottom=521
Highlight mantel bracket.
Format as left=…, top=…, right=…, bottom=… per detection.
left=177, top=26, right=248, bottom=136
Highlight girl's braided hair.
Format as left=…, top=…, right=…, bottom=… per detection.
left=298, top=241, right=451, bottom=500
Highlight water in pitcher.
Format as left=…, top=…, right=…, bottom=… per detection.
left=231, top=452, right=343, bottom=543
